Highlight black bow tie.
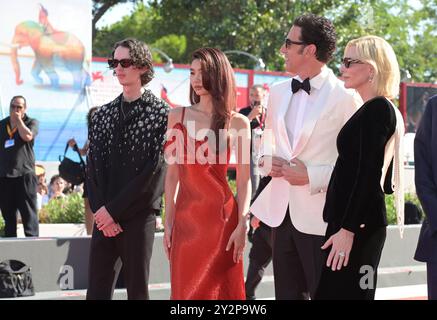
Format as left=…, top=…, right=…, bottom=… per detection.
left=291, top=78, right=311, bottom=94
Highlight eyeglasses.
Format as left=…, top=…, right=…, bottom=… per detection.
left=284, top=38, right=307, bottom=49
left=342, top=57, right=365, bottom=68
left=108, top=58, right=134, bottom=69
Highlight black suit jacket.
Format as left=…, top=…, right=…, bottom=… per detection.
left=414, top=95, right=437, bottom=263
left=323, top=97, right=396, bottom=234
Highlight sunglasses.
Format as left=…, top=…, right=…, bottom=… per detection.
left=108, top=58, right=134, bottom=69
left=284, top=38, right=307, bottom=49
left=342, top=57, right=365, bottom=68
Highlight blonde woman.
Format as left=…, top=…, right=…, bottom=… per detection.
left=314, top=36, right=404, bottom=300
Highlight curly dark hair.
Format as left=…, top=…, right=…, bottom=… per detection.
left=111, top=38, right=154, bottom=86
left=293, top=13, right=336, bottom=63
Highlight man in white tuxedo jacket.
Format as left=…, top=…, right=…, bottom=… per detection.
left=250, top=14, right=362, bottom=300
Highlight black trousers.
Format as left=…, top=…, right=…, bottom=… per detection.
left=86, top=212, right=155, bottom=300
left=0, top=174, right=39, bottom=237
left=245, top=222, right=272, bottom=300
left=314, top=224, right=386, bottom=300
left=249, top=152, right=260, bottom=200
left=272, top=212, right=325, bottom=300
left=427, top=262, right=437, bottom=300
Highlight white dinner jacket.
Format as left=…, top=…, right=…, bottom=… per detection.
left=250, top=67, right=362, bottom=235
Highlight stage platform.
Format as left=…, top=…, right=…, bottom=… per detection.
left=0, top=225, right=427, bottom=299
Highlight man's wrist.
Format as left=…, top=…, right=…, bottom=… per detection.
left=17, top=115, right=24, bottom=123
left=16, top=117, right=26, bottom=129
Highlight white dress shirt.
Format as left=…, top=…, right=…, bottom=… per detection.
left=285, top=68, right=329, bottom=152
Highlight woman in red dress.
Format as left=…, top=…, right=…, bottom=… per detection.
left=163, top=48, right=251, bottom=300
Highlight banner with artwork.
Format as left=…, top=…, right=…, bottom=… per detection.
left=0, top=0, right=92, bottom=161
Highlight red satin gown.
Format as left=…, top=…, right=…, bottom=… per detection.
left=165, top=108, right=245, bottom=300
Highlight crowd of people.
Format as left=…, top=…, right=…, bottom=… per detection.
left=1, top=12, right=436, bottom=301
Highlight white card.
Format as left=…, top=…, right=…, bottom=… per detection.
left=4, top=139, right=15, bottom=148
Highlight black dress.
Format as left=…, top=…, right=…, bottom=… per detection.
left=315, top=96, right=397, bottom=300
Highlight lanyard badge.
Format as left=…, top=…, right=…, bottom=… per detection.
left=4, top=124, right=17, bottom=149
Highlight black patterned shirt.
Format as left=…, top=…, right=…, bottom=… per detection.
left=86, top=89, right=169, bottom=222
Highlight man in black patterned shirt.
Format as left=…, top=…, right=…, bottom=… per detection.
left=86, top=38, right=169, bottom=300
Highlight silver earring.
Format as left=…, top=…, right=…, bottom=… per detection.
left=368, top=74, right=374, bottom=83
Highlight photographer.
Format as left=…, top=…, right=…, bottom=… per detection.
left=239, top=84, right=267, bottom=198
left=0, top=95, right=39, bottom=237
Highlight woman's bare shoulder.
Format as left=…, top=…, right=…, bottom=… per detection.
left=230, top=111, right=250, bottom=130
